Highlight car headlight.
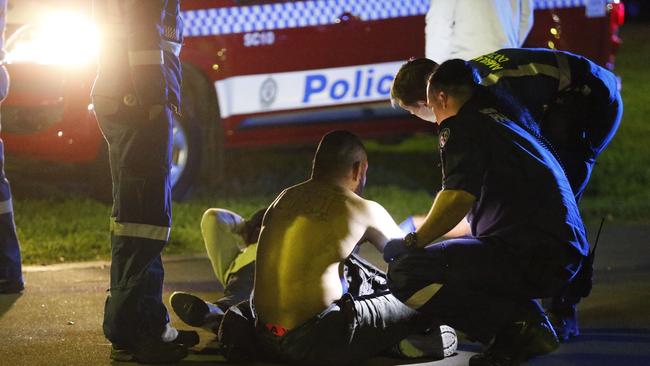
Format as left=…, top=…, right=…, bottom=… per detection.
left=5, top=12, right=98, bottom=66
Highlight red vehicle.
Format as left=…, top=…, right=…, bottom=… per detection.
left=2, top=0, right=625, bottom=199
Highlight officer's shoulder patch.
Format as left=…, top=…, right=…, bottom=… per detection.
left=439, top=128, right=451, bottom=148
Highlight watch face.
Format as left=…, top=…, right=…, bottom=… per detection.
left=406, top=232, right=417, bottom=248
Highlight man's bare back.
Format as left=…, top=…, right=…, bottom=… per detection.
left=254, top=179, right=403, bottom=329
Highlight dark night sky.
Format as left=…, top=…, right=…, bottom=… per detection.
left=623, top=0, right=650, bottom=21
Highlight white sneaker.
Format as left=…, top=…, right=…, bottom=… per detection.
left=396, top=325, right=458, bottom=359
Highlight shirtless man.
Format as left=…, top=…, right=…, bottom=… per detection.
left=248, top=130, right=456, bottom=365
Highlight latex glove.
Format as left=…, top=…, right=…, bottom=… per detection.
left=383, top=238, right=410, bottom=263
left=398, top=216, right=417, bottom=234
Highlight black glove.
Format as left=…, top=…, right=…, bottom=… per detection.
left=383, top=238, right=410, bottom=263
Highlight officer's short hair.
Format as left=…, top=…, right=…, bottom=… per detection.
left=427, top=59, right=480, bottom=101
left=312, top=130, right=367, bottom=179
left=391, top=58, right=439, bottom=107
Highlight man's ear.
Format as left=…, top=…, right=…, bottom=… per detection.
left=351, top=161, right=362, bottom=181
left=438, top=91, right=449, bottom=109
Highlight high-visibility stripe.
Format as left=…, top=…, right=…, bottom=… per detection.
left=555, top=52, right=572, bottom=91
left=110, top=217, right=171, bottom=242
left=0, top=198, right=12, bottom=215
left=479, top=62, right=564, bottom=88
left=128, top=50, right=164, bottom=66
left=161, top=40, right=182, bottom=57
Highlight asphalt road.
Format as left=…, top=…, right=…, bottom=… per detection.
left=1, top=224, right=649, bottom=366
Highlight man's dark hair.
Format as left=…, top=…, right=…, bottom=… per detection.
left=391, top=58, right=439, bottom=107
left=312, top=130, right=367, bottom=179
left=243, top=208, right=266, bottom=244
left=427, top=59, right=480, bottom=101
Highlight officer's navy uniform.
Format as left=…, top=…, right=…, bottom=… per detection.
left=388, top=91, right=588, bottom=344
left=470, top=48, right=623, bottom=200
left=0, top=0, right=24, bottom=294
left=92, top=0, right=183, bottom=351
left=470, top=48, right=622, bottom=335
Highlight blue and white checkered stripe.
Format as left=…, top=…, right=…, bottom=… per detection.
left=534, top=0, right=588, bottom=10
left=182, top=0, right=428, bottom=37
left=182, top=0, right=591, bottom=38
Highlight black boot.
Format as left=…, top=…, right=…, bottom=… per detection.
left=469, top=311, right=559, bottom=366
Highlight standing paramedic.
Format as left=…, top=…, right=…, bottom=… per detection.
left=0, top=0, right=24, bottom=295
left=390, top=50, right=622, bottom=340
left=384, top=60, right=589, bottom=366
left=92, top=1, right=197, bottom=363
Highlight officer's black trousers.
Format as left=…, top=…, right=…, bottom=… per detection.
left=94, top=98, right=174, bottom=347
left=388, top=236, right=583, bottom=344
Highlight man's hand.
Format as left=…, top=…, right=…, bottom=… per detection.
left=383, top=238, right=410, bottom=262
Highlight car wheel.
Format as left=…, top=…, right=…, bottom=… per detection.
left=170, top=104, right=200, bottom=201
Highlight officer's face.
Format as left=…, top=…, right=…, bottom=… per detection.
left=400, top=101, right=437, bottom=123
left=427, top=90, right=450, bottom=124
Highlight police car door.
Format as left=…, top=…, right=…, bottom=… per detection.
left=203, top=0, right=428, bottom=138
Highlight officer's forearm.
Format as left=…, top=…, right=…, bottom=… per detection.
left=414, top=189, right=475, bottom=248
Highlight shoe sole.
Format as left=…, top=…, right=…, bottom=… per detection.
left=398, top=325, right=458, bottom=359
left=170, top=292, right=209, bottom=327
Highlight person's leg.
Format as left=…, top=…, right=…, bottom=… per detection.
left=172, top=209, right=258, bottom=331
left=201, top=208, right=246, bottom=285
left=387, top=237, right=560, bottom=365
left=547, top=91, right=621, bottom=339
left=97, top=99, right=192, bottom=362
left=0, top=63, right=23, bottom=294
left=388, top=238, right=524, bottom=343
left=257, top=254, right=454, bottom=365
left=0, top=137, right=23, bottom=294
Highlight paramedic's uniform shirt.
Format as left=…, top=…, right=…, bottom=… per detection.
left=438, top=94, right=588, bottom=256
left=469, top=48, right=620, bottom=124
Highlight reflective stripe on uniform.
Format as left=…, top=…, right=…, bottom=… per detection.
left=479, top=62, right=565, bottom=88
left=554, top=52, right=572, bottom=91
left=128, top=50, right=164, bottom=66
left=161, top=40, right=182, bottom=57
left=0, top=198, right=12, bottom=215
left=110, top=217, right=171, bottom=242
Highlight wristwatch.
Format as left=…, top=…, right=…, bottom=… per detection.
left=404, top=232, right=418, bottom=248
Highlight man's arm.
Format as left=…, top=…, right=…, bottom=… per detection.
left=361, top=201, right=405, bottom=252
left=414, top=189, right=475, bottom=248
left=383, top=189, right=474, bottom=262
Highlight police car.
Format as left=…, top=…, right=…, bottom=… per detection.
left=1, top=0, right=625, bottom=199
